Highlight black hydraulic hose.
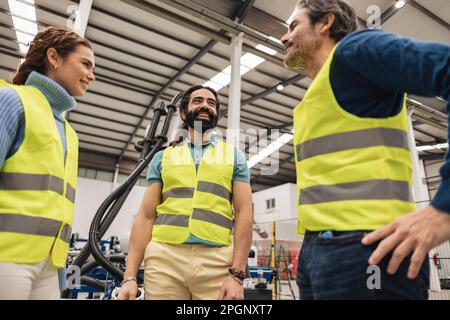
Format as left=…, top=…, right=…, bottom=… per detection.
left=89, top=185, right=141, bottom=280
left=88, top=139, right=165, bottom=280
left=68, top=101, right=172, bottom=272
left=88, top=101, right=179, bottom=280
left=80, top=254, right=126, bottom=275
left=69, top=182, right=129, bottom=268
left=65, top=160, right=143, bottom=274
left=80, top=276, right=106, bottom=292
left=108, top=254, right=127, bottom=263
left=162, top=101, right=179, bottom=135
left=62, top=94, right=182, bottom=298
left=81, top=260, right=99, bottom=275
left=140, top=101, right=165, bottom=161
left=62, top=150, right=156, bottom=297
left=62, top=157, right=145, bottom=297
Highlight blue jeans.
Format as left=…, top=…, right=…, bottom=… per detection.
left=297, top=231, right=429, bottom=300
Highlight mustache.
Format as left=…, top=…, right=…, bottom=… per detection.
left=193, top=108, right=215, bottom=120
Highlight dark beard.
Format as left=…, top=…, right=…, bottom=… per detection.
left=185, top=109, right=218, bottom=133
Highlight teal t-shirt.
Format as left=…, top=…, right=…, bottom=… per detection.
left=147, top=137, right=250, bottom=246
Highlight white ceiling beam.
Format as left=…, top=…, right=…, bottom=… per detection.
left=73, top=0, right=92, bottom=37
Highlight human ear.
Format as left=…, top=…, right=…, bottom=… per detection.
left=46, top=48, right=59, bottom=70
left=320, top=13, right=335, bottom=34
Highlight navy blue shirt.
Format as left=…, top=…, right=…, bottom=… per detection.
left=330, top=29, right=450, bottom=213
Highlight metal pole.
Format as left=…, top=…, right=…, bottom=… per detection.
left=407, top=106, right=429, bottom=203
left=73, top=0, right=92, bottom=37
left=112, top=163, right=119, bottom=192
left=227, top=33, right=243, bottom=148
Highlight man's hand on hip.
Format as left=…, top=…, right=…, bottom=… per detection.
left=362, top=205, right=450, bottom=279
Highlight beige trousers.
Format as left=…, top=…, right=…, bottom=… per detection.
left=144, top=241, right=233, bottom=300
left=0, top=258, right=59, bottom=300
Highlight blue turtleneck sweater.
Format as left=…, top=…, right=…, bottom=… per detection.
left=0, top=71, right=76, bottom=167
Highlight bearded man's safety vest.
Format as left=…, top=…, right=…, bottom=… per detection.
left=293, top=46, right=416, bottom=234
left=152, top=140, right=235, bottom=245
left=0, top=80, right=78, bottom=268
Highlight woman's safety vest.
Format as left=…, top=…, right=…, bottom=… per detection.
left=0, top=80, right=78, bottom=268
left=293, top=46, right=416, bottom=234
left=152, top=140, right=235, bottom=246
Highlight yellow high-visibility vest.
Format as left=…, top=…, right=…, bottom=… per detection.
left=293, top=46, right=415, bottom=234
left=0, top=80, right=78, bottom=267
left=152, top=140, right=235, bottom=245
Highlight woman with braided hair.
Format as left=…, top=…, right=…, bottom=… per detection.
left=0, top=27, right=95, bottom=299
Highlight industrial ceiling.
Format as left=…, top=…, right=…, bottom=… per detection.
left=0, top=0, right=448, bottom=191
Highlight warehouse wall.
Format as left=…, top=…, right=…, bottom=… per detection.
left=72, top=177, right=147, bottom=247
left=252, top=183, right=301, bottom=241
left=73, top=178, right=304, bottom=246
left=252, top=183, right=297, bottom=221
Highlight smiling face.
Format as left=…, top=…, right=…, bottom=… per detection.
left=46, top=44, right=95, bottom=97
left=281, top=8, right=322, bottom=70
left=183, top=88, right=218, bottom=122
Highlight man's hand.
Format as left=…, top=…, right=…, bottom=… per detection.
left=115, top=281, right=138, bottom=300
left=218, top=276, right=244, bottom=300
left=362, top=206, right=450, bottom=279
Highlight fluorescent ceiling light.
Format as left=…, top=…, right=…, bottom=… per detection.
left=208, top=71, right=230, bottom=87
left=203, top=80, right=225, bottom=92
left=255, top=44, right=277, bottom=56
left=8, top=0, right=38, bottom=54
left=240, top=53, right=265, bottom=69
left=395, top=0, right=406, bottom=9
left=203, top=51, right=267, bottom=92
left=417, top=143, right=448, bottom=152
left=247, top=133, right=293, bottom=168
left=202, top=33, right=278, bottom=93
left=222, top=65, right=250, bottom=76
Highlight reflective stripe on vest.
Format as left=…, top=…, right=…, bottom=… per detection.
left=296, top=128, right=409, bottom=162
left=197, top=181, right=232, bottom=202
left=59, top=223, right=72, bottom=243
left=66, top=183, right=76, bottom=203
left=162, top=182, right=232, bottom=203
left=192, top=208, right=233, bottom=230
left=0, top=173, right=76, bottom=203
left=155, top=209, right=233, bottom=231
left=0, top=213, right=71, bottom=243
left=299, top=179, right=413, bottom=205
left=155, top=214, right=189, bottom=227
left=162, top=187, right=194, bottom=202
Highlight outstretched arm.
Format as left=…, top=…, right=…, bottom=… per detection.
left=341, top=30, right=450, bottom=278
left=117, top=182, right=161, bottom=299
